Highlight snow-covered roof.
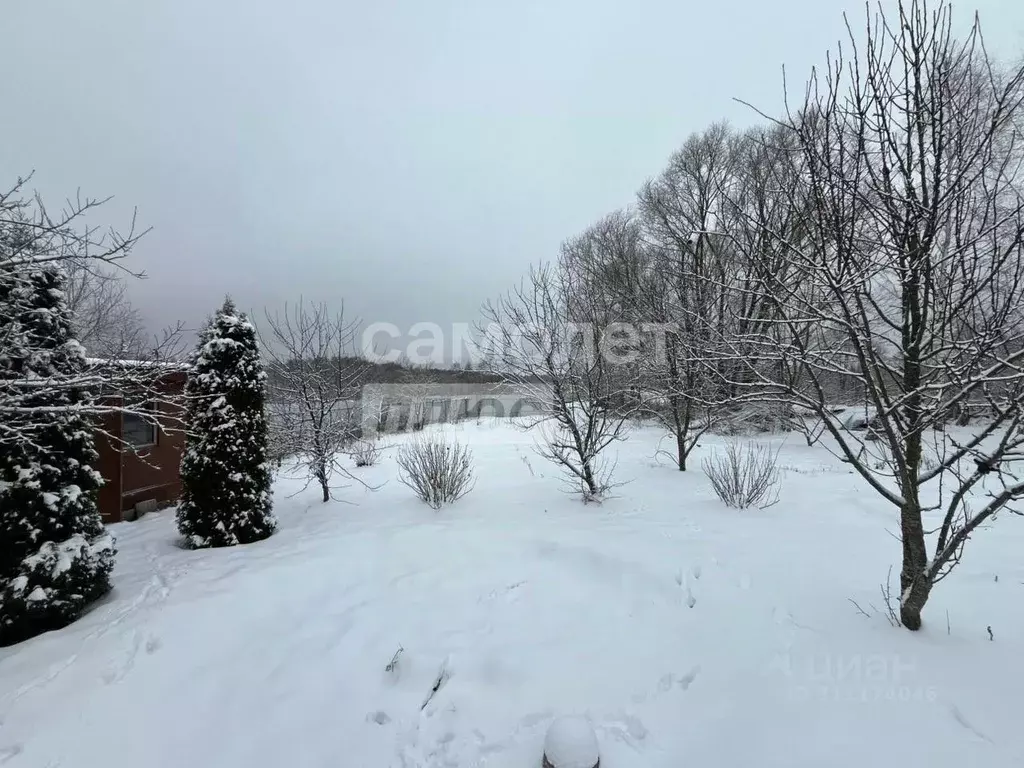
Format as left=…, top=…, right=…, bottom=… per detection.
left=84, top=357, right=192, bottom=372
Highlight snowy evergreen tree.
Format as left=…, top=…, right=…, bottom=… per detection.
left=177, top=298, right=276, bottom=548
left=0, top=264, right=114, bottom=647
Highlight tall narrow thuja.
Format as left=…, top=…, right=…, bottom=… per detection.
left=177, top=297, right=276, bottom=548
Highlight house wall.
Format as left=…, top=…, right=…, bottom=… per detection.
left=95, top=412, right=123, bottom=525
left=95, top=371, right=187, bottom=524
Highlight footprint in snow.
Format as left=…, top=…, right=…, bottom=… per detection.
left=653, top=667, right=700, bottom=696
left=678, top=666, right=700, bottom=690
left=519, top=712, right=551, bottom=728
left=674, top=570, right=697, bottom=606
left=603, top=713, right=648, bottom=744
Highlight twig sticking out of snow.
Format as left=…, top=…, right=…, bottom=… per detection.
left=421, top=655, right=451, bottom=711
left=848, top=598, right=873, bottom=619
left=849, top=566, right=904, bottom=626
left=385, top=645, right=404, bottom=673
left=880, top=566, right=902, bottom=628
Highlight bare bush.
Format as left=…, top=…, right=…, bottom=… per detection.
left=702, top=442, right=781, bottom=509
left=350, top=438, right=382, bottom=468
left=396, top=432, right=475, bottom=509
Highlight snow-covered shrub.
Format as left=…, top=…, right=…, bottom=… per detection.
left=0, top=265, right=114, bottom=646
left=350, top=438, right=382, bottom=468
left=176, top=298, right=276, bottom=548
left=1, top=534, right=115, bottom=644
left=396, top=432, right=475, bottom=509
left=702, top=442, right=781, bottom=510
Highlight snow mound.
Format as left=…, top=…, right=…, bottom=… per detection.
left=543, top=716, right=600, bottom=768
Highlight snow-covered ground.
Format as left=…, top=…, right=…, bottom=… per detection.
left=2, top=420, right=1022, bottom=767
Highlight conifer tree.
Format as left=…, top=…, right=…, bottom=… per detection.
left=177, top=298, right=276, bottom=548
left=0, top=265, right=114, bottom=646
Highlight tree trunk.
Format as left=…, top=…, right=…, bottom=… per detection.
left=898, top=495, right=931, bottom=630
left=666, top=343, right=687, bottom=472
left=315, top=458, right=330, bottom=503
left=899, top=246, right=930, bottom=630
left=582, top=461, right=597, bottom=497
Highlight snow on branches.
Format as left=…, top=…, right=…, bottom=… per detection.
left=176, top=298, right=276, bottom=548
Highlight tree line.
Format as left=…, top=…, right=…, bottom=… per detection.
left=485, top=0, right=1024, bottom=630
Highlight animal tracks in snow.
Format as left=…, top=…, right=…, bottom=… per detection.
left=634, top=665, right=702, bottom=707
left=478, top=580, right=527, bottom=604
left=0, top=744, right=23, bottom=766
left=100, top=630, right=162, bottom=685
left=677, top=666, right=701, bottom=690
left=675, top=565, right=701, bottom=608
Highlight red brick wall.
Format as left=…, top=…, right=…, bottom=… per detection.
left=95, top=411, right=123, bottom=524
left=95, top=371, right=187, bottom=524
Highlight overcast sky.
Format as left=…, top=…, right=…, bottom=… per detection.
left=2, top=0, right=1022, bottom=361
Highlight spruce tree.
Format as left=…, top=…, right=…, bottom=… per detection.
left=177, top=298, right=276, bottom=548
left=0, top=266, right=114, bottom=646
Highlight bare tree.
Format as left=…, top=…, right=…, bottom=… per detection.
left=261, top=300, right=374, bottom=502
left=717, top=124, right=816, bottom=404
left=480, top=261, right=632, bottom=501
left=732, top=0, right=1024, bottom=629
left=635, top=127, right=740, bottom=467
left=0, top=176, right=187, bottom=450
left=63, top=262, right=144, bottom=356
left=63, top=259, right=189, bottom=365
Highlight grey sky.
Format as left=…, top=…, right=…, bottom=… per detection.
left=3, top=0, right=1022, bottom=361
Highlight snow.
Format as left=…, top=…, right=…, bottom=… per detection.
left=543, top=716, right=599, bottom=767
left=62, top=484, right=82, bottom=504
left=83, top=357, right=189, bottom=370
left=1, top=420, right=1022, bottom=767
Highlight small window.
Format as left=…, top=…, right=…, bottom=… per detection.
left=123, top=403, right=158, bottom=448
